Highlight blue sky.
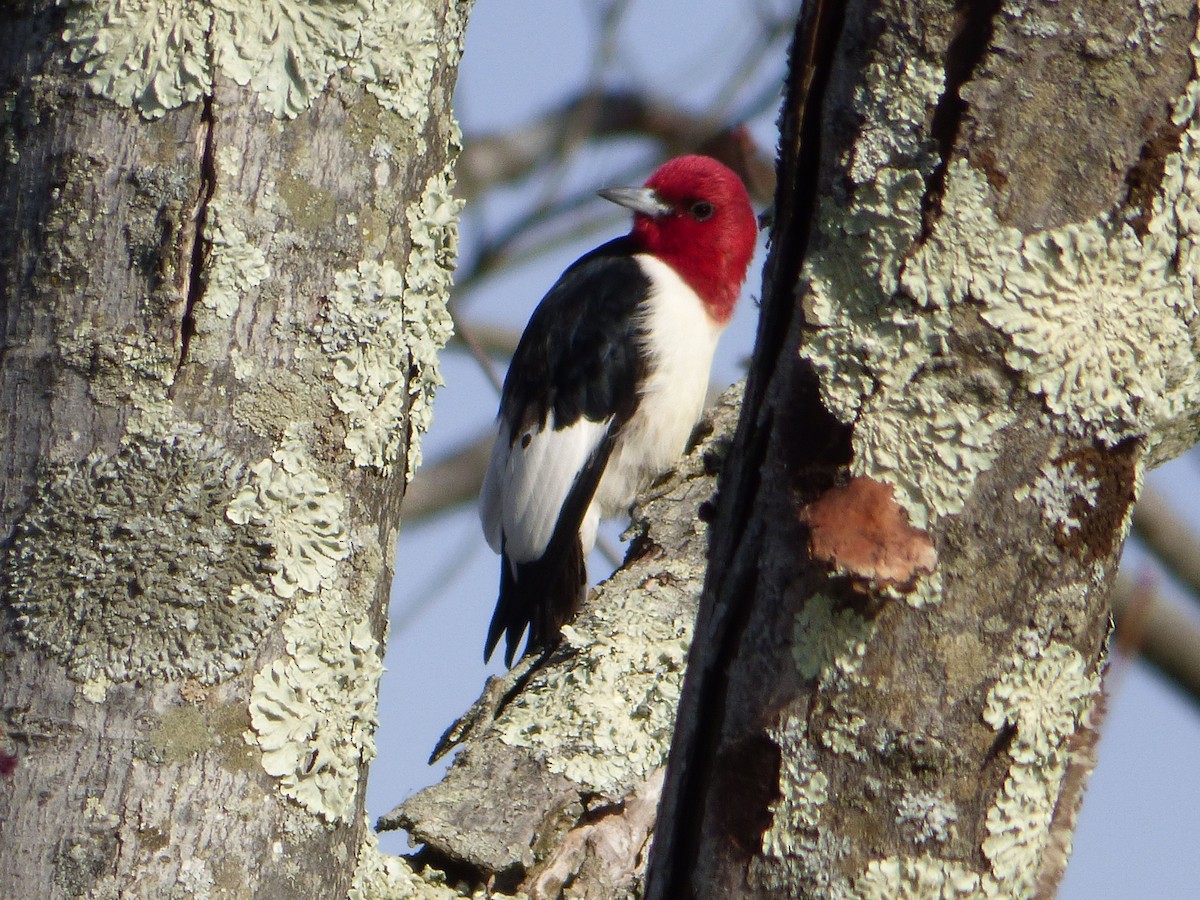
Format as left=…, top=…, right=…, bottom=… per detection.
left=370, top=4, right=1200, bottom=895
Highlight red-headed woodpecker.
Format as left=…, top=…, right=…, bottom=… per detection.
left=479, top=155, right=757, bottom=665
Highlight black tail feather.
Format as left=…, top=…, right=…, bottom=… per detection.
left=484, top=419, right=624, bottom=666
left=485, top=537, right=587, bottom=667
left=484, top=559, right=518, bottom=664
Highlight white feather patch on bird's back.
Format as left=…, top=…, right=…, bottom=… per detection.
left=592, top=254, right=724, bottom=518
left=479, top=412, right=611, bottom=563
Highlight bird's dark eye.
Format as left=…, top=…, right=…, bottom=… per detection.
left=689, top=200, right=715, bottom=221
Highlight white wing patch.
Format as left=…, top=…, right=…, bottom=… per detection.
left=479, top=412, right=611, bottom=563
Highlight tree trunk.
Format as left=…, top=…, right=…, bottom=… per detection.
left=647, top=1, right=1200, bottom=898
left=0, top=1, right=467, bottom=895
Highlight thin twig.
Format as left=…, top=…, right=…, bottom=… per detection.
left=1111, top=572, right=1200, bottom=711
left=451, top=314, right=505, bottom=395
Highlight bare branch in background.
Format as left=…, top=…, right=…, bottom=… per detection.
left=1132, top=489, right=1200, bottom=608
left=1111, top=573, right=1200, bottom=711
left=449, top=315, right=506, bottom=394
left=457, top=90, right=776, bottom=203
left=448, top=322, right=522, bottom=358
left=403, top=434, right=495, bottom=523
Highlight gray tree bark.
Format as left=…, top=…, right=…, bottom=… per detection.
left=648, top=0, right=1200, bottom=897
left=0, top=1, right=467, bottom=896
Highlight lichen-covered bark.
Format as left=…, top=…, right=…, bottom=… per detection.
left=0, top=1, right=468, bottom=895
left=647, top=1, right=1200, bottom=898
left=379, top=388, right=744, bottom=898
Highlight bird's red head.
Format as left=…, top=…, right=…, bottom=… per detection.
left=602, top=155, right=757, bottom=324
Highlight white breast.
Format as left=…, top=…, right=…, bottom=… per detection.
left=592, top=254, right=724, bottom=518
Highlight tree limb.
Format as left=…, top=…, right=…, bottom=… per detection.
left=457, top=90, right=777, bottom=204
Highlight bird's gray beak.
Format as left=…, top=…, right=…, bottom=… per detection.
left=598, top=186, right=672, bottom=218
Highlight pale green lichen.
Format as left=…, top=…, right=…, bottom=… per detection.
left=983, top=759, right=1065, bottom=894
left=60, top=0, right=444, bottom=121
left=897, top=9, right=1200, bottom=450
left=401, top=165, right=461, bottom=475
left=851, top=375, right=1014, bottom=530
left=83, top=796, right=112, bottom=823
left=849, top=56, right=944, bottom=184
left=900, top=159, right=1020, bottom=310
left=60, top=318, right=176, bottom=415
left=983, top=641, right=1098, bottom=764
left=749, top=714, right=833, bottom=891
left=230, top=348, right=257, bottom=381
left=1006, top=5, right=1063, bottom=41
left=801, top=169, right=936, bottom=422
left=800, top=47, right=944, bottom=421
left=800, top=163, right=1013, bottom=529
left=351, top=2, right=441, bottom=120
left=80, top=672, right=114, bottom=704
left=980, top=219, right=1197, bottom=445
left=899, top=567, right=943, bottom=609
left=851, top=644, right=1100, bottom=897
left=904, top=152, right=1200, bottom=447
left=981, top=641, right=1100, bottom=894
left=895, top=790, right=958, bottom=844
left=203, top=205, right=269, bottom=319
left=819, top=695, right=868, bottom=760
left=1, top=91, right=22, bottom=164
left=792, top=591, right=871, bottom=687
left=226, top=430, right=350, bottom=598
left=61, top=0, right=211, bottom=119
left=1127, top=0, right=1171, bottom=55
left=232, top=427, right=385, bottom=824
left=350, top=825, right=480, bottom=900
left=1014, top=458, right=1101, bottom=535
left=851, top=856, right=982, bottom=899
left=319, top=164, right=459, bottom=476
left=177, top=856, right=216, bottom=899
left=212, top=0, right=363, bottom=119
left=4, top=429, right=279, bottom=685
left=321, top=259, right=410, bottom=470
left=248, top=587, right=382, bottom=824
left=496, top=586, right=692, bottom=795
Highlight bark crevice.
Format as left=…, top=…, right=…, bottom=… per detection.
left=645, top=2, right=847, bottom=896
left=175, top=24, right=218, bottom=377
left=918, top=0, right=1003, bottom=241
left=1124, top=120, right=1188, bottom=236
